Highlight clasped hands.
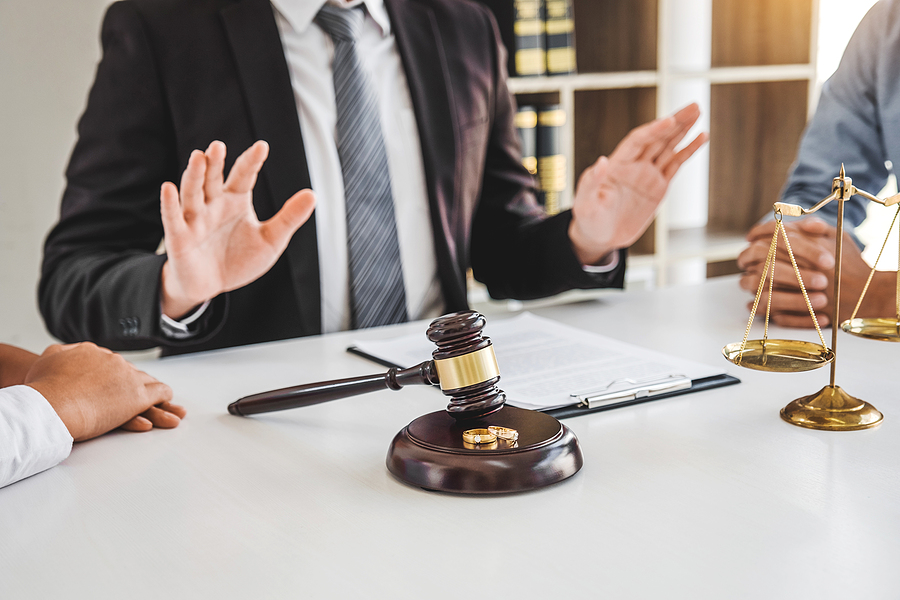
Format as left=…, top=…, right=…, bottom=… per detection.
left=159, top=104, right=708, bottom=318
left=738, top=217, right=894, bottom=327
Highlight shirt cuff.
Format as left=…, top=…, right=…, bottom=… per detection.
left=159, top=300, right=211, bottom=340
left=581, top=251, right=620, bottom=274
left=0, top=385, right=73, bottom=488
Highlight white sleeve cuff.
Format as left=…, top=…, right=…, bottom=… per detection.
left=159, top=299, right=211, bottom=340
left=582, top=250, right=620, bottom=274
left=0, top=385, right=73, bottom=488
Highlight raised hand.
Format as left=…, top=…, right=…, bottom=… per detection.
left=568, top=103, right=708, bottom=265
left=24, top=343, right=185, bottom=442
left=160, top=140, right=316, bottom=319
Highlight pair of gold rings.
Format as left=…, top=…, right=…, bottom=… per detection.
left=462, top=426, right=519, bottom=446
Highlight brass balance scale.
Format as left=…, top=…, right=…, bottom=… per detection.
left=723, top=166, right=900, bottom=431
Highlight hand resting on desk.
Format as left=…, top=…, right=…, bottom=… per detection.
left=18, top=342, right=185, bottom=441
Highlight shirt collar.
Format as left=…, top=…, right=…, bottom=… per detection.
left=270, top=0, right=391, bottom=37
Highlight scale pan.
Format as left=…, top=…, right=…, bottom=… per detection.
left=841, top=317, right=900, bottom=342
left=722, top=339, right=834, bottom=372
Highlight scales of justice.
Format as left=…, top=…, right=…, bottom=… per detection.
left=723, top=165, right=900, bottom=431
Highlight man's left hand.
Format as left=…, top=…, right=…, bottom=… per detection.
left=568, top=103, right=708, bottom=265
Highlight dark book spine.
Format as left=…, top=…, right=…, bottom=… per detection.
left=515, top=105, right=538, bottom=177
left=544, top=0, right=576, bottom=75
left=536, top=105, right=566, bottom=215
left=513, top=0, right=546, bottom=76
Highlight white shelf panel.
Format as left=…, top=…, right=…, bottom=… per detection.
left=626, top=253, right=658, bottom=268
left=680, top=64, right=817, bottom=84
left=507, top=64, right=815, bottom=96
left=508, top=71, right=659, bottom=94
left=667, top=227, right=747, bottom=263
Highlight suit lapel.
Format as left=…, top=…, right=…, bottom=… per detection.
left=386, top=0, right=468, bottom=310
left=221, top=0, right=322, bottom=334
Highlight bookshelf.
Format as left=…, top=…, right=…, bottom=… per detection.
left=475, top=0, right=818, bottom=298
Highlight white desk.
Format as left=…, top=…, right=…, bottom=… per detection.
left=2, top=277, right=899, bottom=599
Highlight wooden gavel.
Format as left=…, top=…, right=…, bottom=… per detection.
left=227, top=311, right=507, bottom=419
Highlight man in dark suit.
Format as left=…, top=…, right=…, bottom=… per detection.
left=40, top=0, right=705, bottom=355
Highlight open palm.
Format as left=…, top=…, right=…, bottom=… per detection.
left=569, top=103, right=707, bottom=265
left=160, top=141, right=316, bottom=318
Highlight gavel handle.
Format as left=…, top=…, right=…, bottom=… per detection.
left=227, top=360, right=439, bottom=416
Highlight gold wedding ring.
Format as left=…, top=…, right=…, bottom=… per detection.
left=463, top=440, right=498, bottom=450
left=462, top=428, right=497, bottom=445
left=488, top=426, right=519, bottom=442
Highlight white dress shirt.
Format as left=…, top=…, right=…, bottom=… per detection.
left=271, top=0, right=442, bottom=333
left=0, top=385, right=73, bottom=488
left=161, top=0, right=615, bottom=337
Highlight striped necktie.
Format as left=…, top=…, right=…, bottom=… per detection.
left=315, top=4, right=409, bottom=329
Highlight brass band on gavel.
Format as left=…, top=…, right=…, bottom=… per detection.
left=433, top=346, right=500, bottom=392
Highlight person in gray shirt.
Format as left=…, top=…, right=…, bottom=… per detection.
left=738, top=0, right=900, bottom=327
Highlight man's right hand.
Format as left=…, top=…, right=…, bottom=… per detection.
left=159, top=140, right=317, bottom=319
left=24, top=343, right=185, bottom=442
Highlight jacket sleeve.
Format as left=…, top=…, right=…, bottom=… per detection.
left=39, top=1, right=224, bottom=350
left=468, top=6, right=625, bottom=301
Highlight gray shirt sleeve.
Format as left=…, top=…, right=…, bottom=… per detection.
left=780, top=0, right=897, bottom=230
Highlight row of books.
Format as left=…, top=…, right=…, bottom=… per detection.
left=479, top=0, right=577, bottom=77
left=516, top=104, right=566, bottom=215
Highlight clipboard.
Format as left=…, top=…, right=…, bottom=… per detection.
left=347, top=346, right=740, bottom=419
left=543, top=373, right=740, bottom=419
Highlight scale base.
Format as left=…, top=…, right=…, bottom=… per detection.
left=780, top=385, right=883, bottom=431
left=386, top=405, right=583, bottom=494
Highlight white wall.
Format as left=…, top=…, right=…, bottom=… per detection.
left=817, top=0, right=879, bottom=88
left=0, top=0, right=114, bottom=351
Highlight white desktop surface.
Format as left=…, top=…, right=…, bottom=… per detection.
left=2, top=277, right=898, bottom=599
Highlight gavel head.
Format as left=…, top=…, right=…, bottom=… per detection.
left=426, top=311, right=506, bottom=419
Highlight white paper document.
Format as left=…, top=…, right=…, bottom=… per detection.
left=352, top=313, right=726, bottom=410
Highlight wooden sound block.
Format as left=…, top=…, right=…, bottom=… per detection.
left=386, top=405, right=583, bottom=494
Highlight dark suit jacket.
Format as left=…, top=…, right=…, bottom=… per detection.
left=39, top=0, right=625, bottom=355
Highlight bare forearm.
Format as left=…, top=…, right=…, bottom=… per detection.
left=0, top=345, right=39, bottom=388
